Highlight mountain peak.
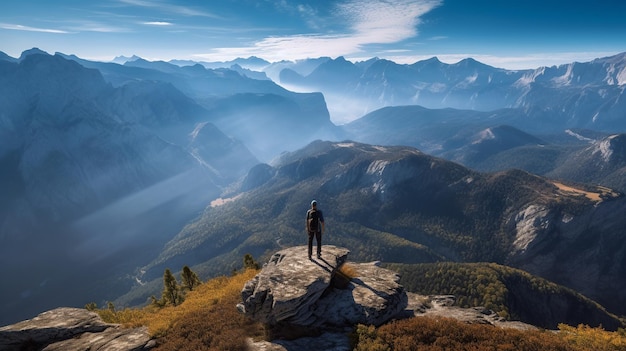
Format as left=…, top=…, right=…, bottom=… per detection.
left=453, top=57, right=494, bottom=70
left=111, top=54, right=142, bottom=64
left=19, top=47, right=49, bottom=61
left=423, top=56, right=442, bottom=64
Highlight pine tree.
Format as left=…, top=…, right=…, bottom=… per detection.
left=243, top=253, right=259, bottom=270
left=181, top=265, right=202, bottom=291
left=162, top=268, right=182, bottom=306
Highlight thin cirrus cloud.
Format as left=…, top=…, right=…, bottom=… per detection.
left=0, top=23, right=69, bottom=34
left=201, top=0, right=442, bottom=61
left=117, top=0, right=217, bottom=18
left=143, top=21, right=173, bottom=26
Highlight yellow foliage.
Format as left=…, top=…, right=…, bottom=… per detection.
left=95, top=268, right=259, bottom=337
left=353, top=317, right=626, bottom=351
left=338, top=262, right=359, bottom=279
left=558, top=324, right=626, bottom=351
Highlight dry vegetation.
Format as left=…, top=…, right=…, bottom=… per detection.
left=552, top=181, right=620, bottom=202
left=93, top=266, right=626, bottom=351
left=353, top=317, right=626, bottom=351
left=96, top=268, right=265, bottom=350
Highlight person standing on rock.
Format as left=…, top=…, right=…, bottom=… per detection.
left=306, top=200, right=325, bottom=259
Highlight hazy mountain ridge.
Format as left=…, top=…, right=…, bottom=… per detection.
left=121, top=141, right=626, bottom=320
left=340, top=105, right=626, bottom=192
left=467, top=132, right=626, bottom=192
left=0, top=50, right=258, bottom=325
left=279, top=52, right=626, bottom=128
left=52, top=51, right=340, bottom=161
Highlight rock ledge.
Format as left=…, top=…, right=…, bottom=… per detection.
left=0, top=307, right=154, bottom=351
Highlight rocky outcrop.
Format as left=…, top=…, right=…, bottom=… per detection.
left=238, top=245, right=408, bottom=329
left=241, top=246, right=535, bottom=351
left=0, top=307, right=154, bottom=351
left=406, top=294, right=536, bottom=330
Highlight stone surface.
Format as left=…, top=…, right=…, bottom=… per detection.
left=238, top=245, right=351, bottom=325
left=313, top=261, right=408, bottom=327
left=0, top=307, right=154, bottom=351
left=238, top=246, right=408, bottom=329
left=406, top=293, right=536, bottom=330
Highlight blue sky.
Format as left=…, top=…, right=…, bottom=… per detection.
left=1, top=0, right=624, bottom=69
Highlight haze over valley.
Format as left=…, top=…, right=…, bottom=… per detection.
left=1, top=48, right=626, bottom=327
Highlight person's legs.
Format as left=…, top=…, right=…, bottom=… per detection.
left=308, top=232, right=314, bottom=258
left=315, top=231, right=322, bottom=257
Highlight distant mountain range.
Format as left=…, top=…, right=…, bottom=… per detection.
left=340, top=105, right=626, bottom=192
left=2, top=48, right=626, bottom=327
left=279, top=53, right=626, bottom=128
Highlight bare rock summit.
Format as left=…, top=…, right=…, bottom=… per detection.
left=237, top=245, right=408, bottom=333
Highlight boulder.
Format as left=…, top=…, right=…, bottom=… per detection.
left=0, top=307, right=154, bottom=351
left=237, top=245, right=408, bottom=330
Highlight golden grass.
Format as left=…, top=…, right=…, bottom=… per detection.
left=338, top=262, right=359, bottom=279
left=552, top=181, right=620, bottom=203
left=331, top=263, right=359, bottom=289
left=354, top=317, right=626, bottom=351
left=97, top=268, right=260, bottom=338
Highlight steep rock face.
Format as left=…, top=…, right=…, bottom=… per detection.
left=238, top=246, right=407, bottom=329
left=545, top=133, right=626, bottom=191
left=508, top=197, right=626, bottom=316
left=0, top=308, right=154, bottom=351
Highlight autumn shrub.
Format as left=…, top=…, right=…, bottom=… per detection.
left=333, top=262, right=359, bottom=289
left=338, top=262, right=359, bottom=279
left=94, top=268, right=264, bottom=350
left=353, top=316, right=582, bottom=351
left=558, top=324, right=626, bottom=351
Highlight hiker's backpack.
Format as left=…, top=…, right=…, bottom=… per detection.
left=308, top=209, right=319, bottom=232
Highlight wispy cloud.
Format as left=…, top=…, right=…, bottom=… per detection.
left=0, top=23, right=69, bottom=34
left=118, top=0, right=217, bottom=18
left=339, top=0, right=441, bottom=43
left=143, top=21, right=173, bottom=26
left=65, top=20, right=130, bottom=33
left=206, top=34, right=360, bottom=62
left=202, top=0, right=442, bottom=61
